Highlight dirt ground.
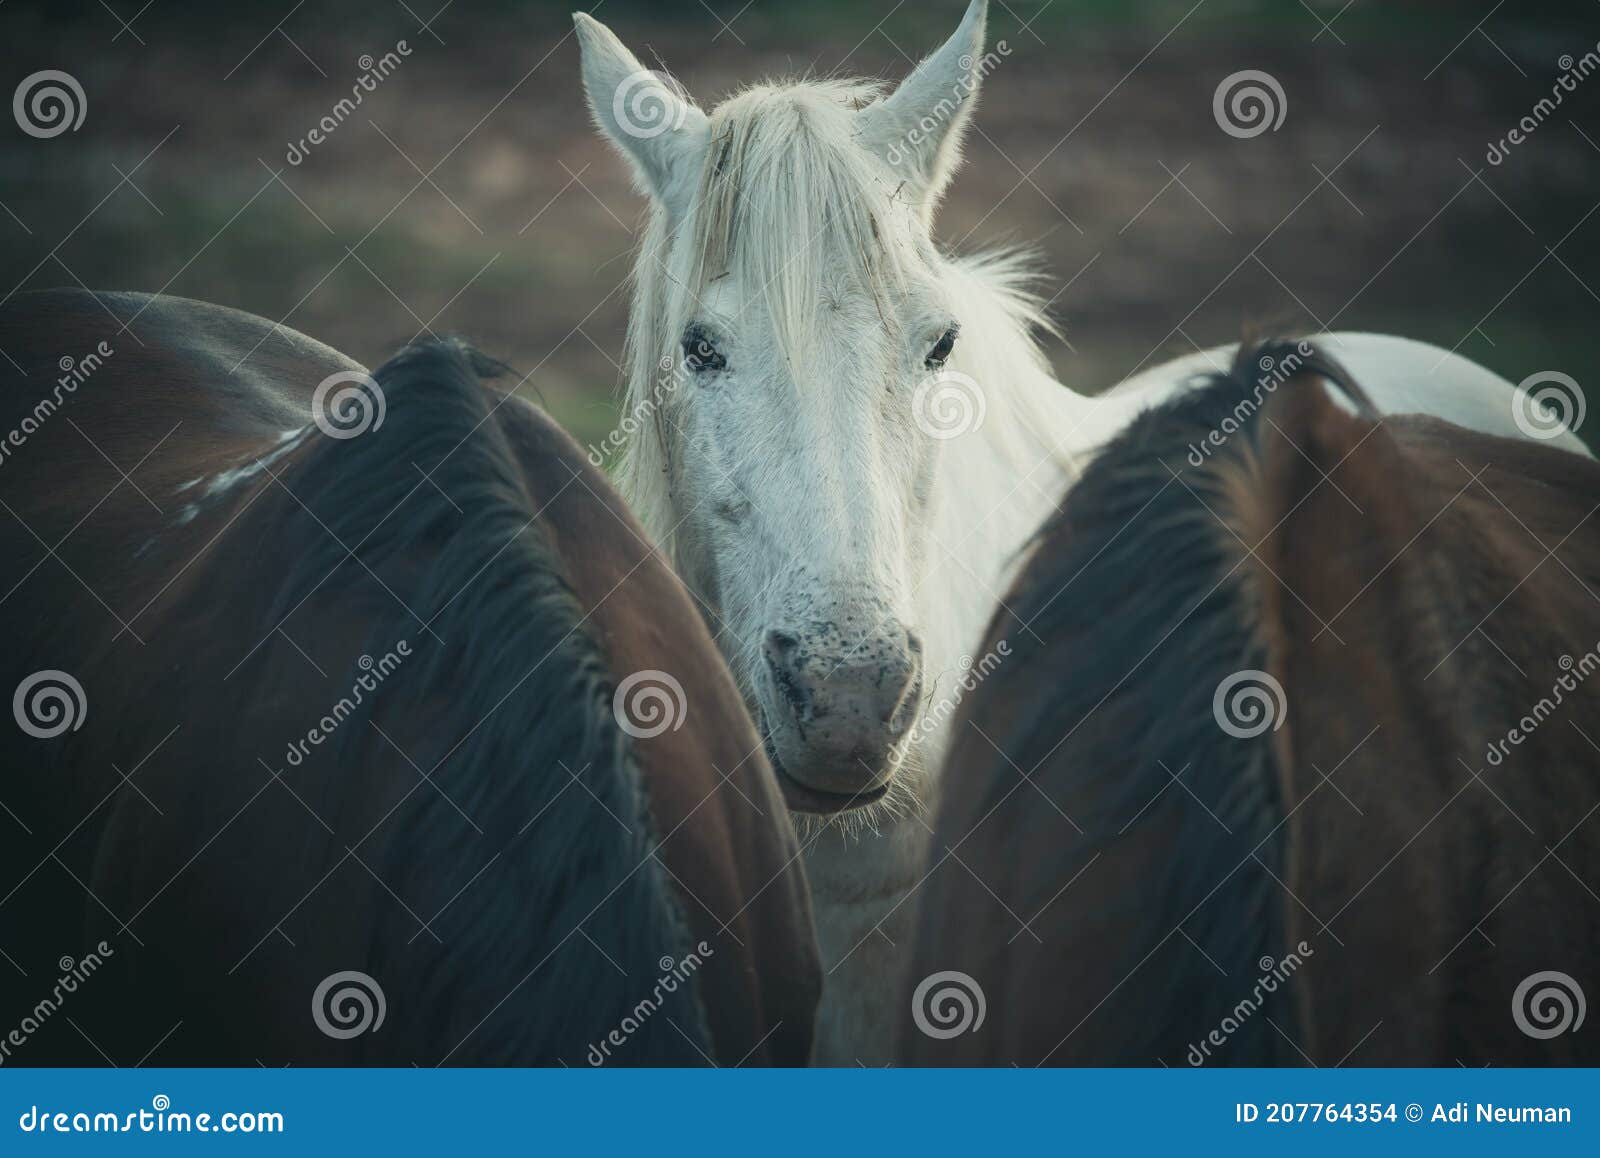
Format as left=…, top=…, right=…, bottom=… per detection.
left=3, top=0, right=1597, bottom=448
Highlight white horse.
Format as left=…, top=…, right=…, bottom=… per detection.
left=573, top=0, right=1587, bottom=1062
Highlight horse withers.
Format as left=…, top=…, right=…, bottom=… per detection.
left=0, top=288, right=818, bottom=1065
left=903, top=339, right=1600, bottom=1066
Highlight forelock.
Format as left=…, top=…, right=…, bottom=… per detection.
left=677, top=80, right=926, bottom=357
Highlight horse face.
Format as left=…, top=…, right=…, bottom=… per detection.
left=576, top=2, right=991, bottom=811
left=663, top=257, right=952, bottom=806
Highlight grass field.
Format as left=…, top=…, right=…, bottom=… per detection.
left=3, top=0, right=1597, bottom=450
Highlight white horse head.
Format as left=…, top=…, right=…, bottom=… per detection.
left=575, top=0, right=1065, bottom=821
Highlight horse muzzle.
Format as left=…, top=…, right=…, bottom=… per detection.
left=757, top=624, right=923, bottom=813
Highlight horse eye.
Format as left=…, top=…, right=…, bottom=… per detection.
left=925, top=325, right=959, bottom=370
left=683, top=325, right=726, bottom=373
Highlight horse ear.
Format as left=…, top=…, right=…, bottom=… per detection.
left=573, top=12, right=709, bottom=214
left=857, top=0, right=989, bottom=214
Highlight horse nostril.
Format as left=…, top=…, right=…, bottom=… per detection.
left=881, top=633, right=924, bottom=733
left=764, top=628, right=810, bottom=717
left=763, top=624, right=922, bottom=740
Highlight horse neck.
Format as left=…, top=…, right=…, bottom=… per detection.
left=912, top=266, right=1148, bottom=769
left=915, top=367, right=1073, bottom=704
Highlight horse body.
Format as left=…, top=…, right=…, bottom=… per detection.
left=1108, top=331, right=1591, bottom=458
left=903, top=340, right=1600, bottom=1065
left=0, top=289, right=818, bottom=1065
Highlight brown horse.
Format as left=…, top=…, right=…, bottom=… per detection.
left=0, top=288, right=818, bottom=1066
left=903, top=338, right=1600, bottom=1066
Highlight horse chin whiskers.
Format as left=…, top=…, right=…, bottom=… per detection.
left=789, top=741, right=928, bottom=843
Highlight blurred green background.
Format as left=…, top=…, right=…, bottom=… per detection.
left=2, top=0, right=1597, bottom=449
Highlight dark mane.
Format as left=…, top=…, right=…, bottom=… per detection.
left=943, top=338, right=1354, bottom=1064
left=186, top=339, right=712, bottom=1063
left=1, top=293, right=815, bottom=1068
left=915, top=332, right=1600, bottom=1066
